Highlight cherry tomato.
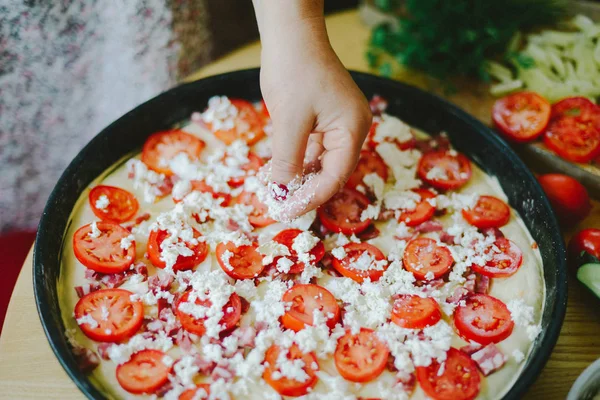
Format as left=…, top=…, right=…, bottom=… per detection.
left=73, top=222, right=135, bottom=274
left=89, top=185, right=139, bottom=223
left=179, top=384, right=211, bottom=400
left=403, top=237, right=454, bottom=280
left=345, top=150, right=389, bottom=190
left=141, top=130, right=205, bottom=176
left=538, top=174, right=591, bottom=226
left=398, top=189, right=436, bottom=227
left=391, top=295, right=442, bottom=329
left=176, top=291, right=241, bottom=336
left=236, top=191, right=276, bottom=228
left=174, top=180, right=232, bottom=206
left=318, top=188, right=372, bottom=235
left=332, top=242, right=387, bottom=283
left=209, top=99, right=265, bottom=146
left=334, top=328, right=389, bottom=383
left=216, top=241, right=265, bottom=280
left=568, top=228, right=600, bottom=268
left=281, top=284, right=340, bottom=332
left=116, top=349, right=171, bottom=394
left=418, top=150, right=472, bottom=190
left=462, top=195, right=510, bottom=229
left=272, top=229, right=325, bottom=274
left=454, top=293, right=514, bottom=345
left=544, top=97, right=600, bottom=163
left=492, top=92, right=551, bottom=142
left=147, top=228, right=208, bottom=271
left=228, top=152, right=264, bottom=188
left=416, top=347, right=481, bottom=400
left=74, top=288, right=143, bottom=342
left=263, top=344, right=319, bottom=397
left=472, top=238, right=523, bottom=278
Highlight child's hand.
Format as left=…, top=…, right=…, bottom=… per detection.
left=254, top=0, right=372, bottom=219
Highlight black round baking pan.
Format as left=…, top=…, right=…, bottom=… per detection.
left=33, top=68, right=567, bottom=399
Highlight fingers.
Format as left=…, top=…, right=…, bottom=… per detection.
left=303, top=133, right=324, bottom=173
left=269, top=105, right=314, bottom=184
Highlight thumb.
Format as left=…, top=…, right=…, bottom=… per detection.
left=269, top=103, right=314, bottom=184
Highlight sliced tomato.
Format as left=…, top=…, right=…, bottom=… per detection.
left=334, top=328, right=389, bottom=383
left=391, top=295, right=442, bottom=329
left=73, top=222, right=135, bottom=273
left=141, top=130, right=205, bottom=176
left=147, top=228, right=208, bottom=271
left=216, top=241, right=265, bottom=280
left=332, top=242, right=387, bottom=283
left=454, top=293, right=514, bottom=345
left=176, top=291, right=241, bottom=336
left=398, top=189, right=436, bottom=227
left=236, top=191, right=275, bottom=228
left=174, top=180, right=232, bottom=206
left=492, top=92, right=551, bottom=142
left=89, top=185, right=139, bottom=223
left=263, top=344, right=319, bottom=397
left=179, top=384, right=211, bottom=400
left=472, top=238, right=523, bottom=278
left=209, top=98, right=265, bottom=146
left=272, top=229, right=325, bottom=274
left=416, top=347, right=481, bottom=400
left=281, top=284, right=340, bottom=332
left=417, top=150, right=472, bottom=190
left=462, top=195, right=510, bottom=229
left=116, top=349, right=171, bottom=394
left=228, top=152, right=264, bottom=187
left=345, top=150, right=389, bottom=190
left=74, top=288, right=143, bottom=342
left=403, top=237, right=454, bottom=280
left=317, top=188, right=372, bottom=235
left=538, top=174, right=591, bottom=226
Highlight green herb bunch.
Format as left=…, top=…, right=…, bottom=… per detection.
left=368, top=0, right=567, bottom=80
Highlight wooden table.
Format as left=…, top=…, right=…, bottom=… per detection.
left=1, top=9, right=599, bottom=400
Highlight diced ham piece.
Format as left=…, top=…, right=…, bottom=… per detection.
left=414, top=221, right=443, bottom=233
left=481, top=227, right=504, bottom=239
left=255, top=321, right=269, bottom=332
left=397, top=372, right=416, bottom=394
left=74, top=283, right=101, bottom=298
left=447, top=286, right=470, bottom=304
left=97, top=343, right=113, bottom=360
left=84, top=269, right=97, bottom=281
left=386, top=354, right=398, bottom=372
left=471, top=344, right=507, bottom=376
left=232, top=326, right=256, bottom=348
left=378, top=209, right=396, bottom=221
left=440, top=231, right=455, bottom=244
left=155, top=382, right=174, bottom=398
left=72, top=346, right=100, bottom=373
left=133, top=262, right=149, bottom=279
left=194, top=354, right=217, bottom=375
left=369, top=95, right=388, bottom=116
left=320, top=253, right=333, bottom=269
left=148, top=273, right=174, bottom=293
left=211, top=364, right=235, bottom=382
left=239, top=297, right=250, bottom=314
left=85, top=269, right=129, bottom=288
left=415, top=135, right=451, bottom=153
left=156, top=176, right=174, bottom=197
left=357, top=224, right=380, bottom=240
left=464, top=274, right=477, bottom=292
left=460, top=343, right=483, bottom=355
left=175, top=329, right=193, bottom=353
left=124, top=213, right=151, bottom=231
left=425, top=278, right=445, bottom=290
left=474, top=274, right=490, bottom=294
left=226, top=219, right=240, bottom=231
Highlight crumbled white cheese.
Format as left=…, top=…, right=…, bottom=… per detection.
left=126, top=159, right=168, bottom=203
left=202, top=95, right=239, bottom=132
left=375, top=142, right=421, bottom=190
left=108, top=331, right=174, bottom=364
left=88, top=221, right=101, bottom=238
left=172, top=179, right=192, bottom=200
left=276, top=257, right=294, bottom=274
left=94, top=195, right=110, bottom=211
left=426, top=166, right=449, bottom=181
left=76, top=314, right=99, bottom=329
left=512, top=349, right=525, bottom=363
left=286, top=209, right=317, bottom=231
left=259, top=241, right=290, bottom=265
left=291, top=231, right=319, bottom=265
left=120, top=234, right=135, bottom=250
left=507, top=299, right=535, bottom=327
left=331, top=247, right=347, bottom=260
left=373, top=115, right=414, bottom=144
left=383, top=188, right=420, bottom=211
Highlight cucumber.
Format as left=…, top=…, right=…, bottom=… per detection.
left=577, top=263, right=600, bottom=299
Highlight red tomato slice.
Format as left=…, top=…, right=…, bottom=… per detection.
left=89, top=185, right=139, bottom=223
left=73, top=222, right=135, bottom=274
left=216, top=241, right=265, bottom=280
left=417, top=150, right=472, bottom=190
left=345, top=150, right=389, bottom=190
left=281, top=284, right=340, bottom=332
left=472, top=238, right=523, bottom=278
left=416, top=347, right=481, bottom=400
left=147, top=228, right=208, bottom=271
left=538, top=174, right=591, bottom=226
left=176, top=291, right=242, bottom=336
left=74, top=288, right=143, bottom=342
left=317, top=188, right=372, bottom=235
left=454, top=293, right=514, bottom=345
left=179, top=384, right=211, bottom=400
left=228, top=152, right=264, bottom=187
left=263, top=344, right=319, bottom=397
left=272, top=229, right=325, bottom=274
left=492, top=92, right=551, bottom=142
left=334, top=328, right=389, bottom=383
left=174, top=180, right=232, bottom=206
left=551, top=96, right=598, bottom=119
left=209, top=99, right=265, bottom=146
left=116, top=349, right=171, bottom=394
left=391, top=294, right=442, bottom=329
left=332, top=242, right=387, bottom=283
left=462, top=195, right=510, bottom=229
left=236, top=191, right=275, bottom=228
left=141, top=130, right=205, bottom=176
left=398, top=189, right=436, bottom=227
left=403, top=237, right=454, bottom=280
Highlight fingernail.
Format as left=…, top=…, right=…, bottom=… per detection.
left=270, top=182, right=289, bottom=201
